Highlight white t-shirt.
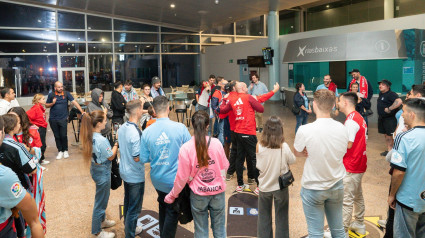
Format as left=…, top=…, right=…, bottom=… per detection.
left=0, top=99, right=11, bottom=116
left=345, top=119, right=360, bottom=142
left=294, top=118, right=348, bottom=190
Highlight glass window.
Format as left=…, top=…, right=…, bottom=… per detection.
left=162, top=55, right=199, bottom=87
left=0, top=29, right=56, bottom=41
left=0, top=55, right=57, bottom=97
left=58, top=31, right=86, bottom=41
left=396, top=0, right=425, bottom=17
left=161, top=34, right=199, bottom=43
left=279, top=11, right=300, bottom=35
left=161, top=44, right=199, bottom=53
left=115, top=44, right=158, bottom=53
left=114, top=20, right=158, bottom=32
left=236, top=16, right=264, bottom=36
left=59, top=43, right=86, bottom=53
left=87, top=15, right=112, bottom=30
left=61, top=56, right=85, bottom=68
left=58, top=11, right=85, bottom=29
left=87, top=32, right=112, bottom=42
left=114, top=54, right=159, bottom=88
left=114, top=32, right=158, bottom=42
left=88, top=55, right=113, bottom=91
left=0, top=2, right=56, bottom=28
left=161, top=27, right=195, bottom=33
left=88, top=43, right=113, bottom=53
left=203, top=23, right=234, bottom=35
left=0, top=43, right=56, bottom=53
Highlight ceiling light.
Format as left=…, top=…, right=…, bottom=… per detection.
left=215, top=0, right=219, bottom=4
left=170, top=3, right=175, bottom=8
left=326, top=5, right=330, bottom=8
left=146, top=45, right=151, bottom=48
left=37, top=19, right=41, bottom=23
left=101, top=38, right=106, bottom=42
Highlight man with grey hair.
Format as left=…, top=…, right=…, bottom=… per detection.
left=150, top=76, right=165, bottom=98
left=140, top=96, right=191, bottom=237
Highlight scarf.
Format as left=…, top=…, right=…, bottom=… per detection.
left=328, top=82, right=337, bottom=93
left=350, top=76, right=368, bottom=98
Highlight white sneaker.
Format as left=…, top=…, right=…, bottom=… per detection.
left=56, top=151, right=63, bottom=160
left=349, top=221, right=366, bottom=235
left=101, top=219, right=116, bottom=228
left=63, top=151, right=69, bottom=159
left=377, top=219, right=386, bottom=228
left=323, top=230, right=349, bottom=238
left=41, top=160, right=50, bottom=165
left=95, top=230, right=115, bottom=238
left=39, top=165, right=48, bottom=172
left=135, top=226, right=143, bottom=235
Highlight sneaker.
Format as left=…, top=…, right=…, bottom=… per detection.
left=39, top=166, right=48, bottom=172
left=56, top=151, right=63, bottom=160
left=254, top=187, right=260, bottom=195
left=226, top=174, right=233, bottom=181
left=236, top=184, right=248, bottom=193
left=377, top=219, right=386, bottom=228
left=380, top=150, right=389, bottom=156
left=63, top=151, right=69, bottom=159
left=135, top=226, right=143, bottom=235
left=256, top=128, right=259, bottom=132
left=349, top=221, right=366, bottom=235
left=247, top=178, right=255, bottom=185
left=95, top=230, right=115, bottom=238
left=41, top=160, right=50, bottom=165
left=101, top=219, right=116, bottom=228
left=259, top=128, right=263, bottom=133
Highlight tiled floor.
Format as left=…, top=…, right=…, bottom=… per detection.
left=42, top=103, right=388, bottom=237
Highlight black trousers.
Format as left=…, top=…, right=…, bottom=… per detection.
left=38, top=126, right=47, bottom=162
left=49, top=119, right=68, bottom=152
left=235, top=133, right=258, bottom=186
left=384, top=183, right=394, bottom=238
left=227, top=131, right=237, bottom=175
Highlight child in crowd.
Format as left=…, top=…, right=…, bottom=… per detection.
left=81, top=110, right=119, bottom=238
left=145, top=106, right=156, bottom=128
left=256, top=116, right=296, bottom=238
left=26, top=94, right=49, bottom=165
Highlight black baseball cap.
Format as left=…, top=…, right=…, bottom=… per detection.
left=378, top=79, right=392, bottom=87
left=349, top=69, right=360, bottom=74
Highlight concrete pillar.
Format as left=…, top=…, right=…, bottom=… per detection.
left=267, top=10, right=280, bottom=101
left=384, top=0, right=394, bottom=19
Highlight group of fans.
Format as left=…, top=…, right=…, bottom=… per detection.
left=0, top=72, right=424, bottom=238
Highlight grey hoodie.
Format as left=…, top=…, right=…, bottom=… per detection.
left=87, top=88, right=113, bottom=136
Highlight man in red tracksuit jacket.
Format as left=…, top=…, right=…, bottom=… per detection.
left=220, top=82, right=279, bottom=194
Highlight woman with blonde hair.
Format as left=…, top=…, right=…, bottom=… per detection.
left=81, top=110, right=119, bottom=238
left=27, top=93, right=48, bottom=164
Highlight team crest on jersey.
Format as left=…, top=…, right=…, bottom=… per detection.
left=11, top=183, right=23, bottom=198
left=391, top=151, right=402, bottom=164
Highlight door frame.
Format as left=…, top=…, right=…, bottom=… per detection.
left=59, top=67, right=86, bottom=93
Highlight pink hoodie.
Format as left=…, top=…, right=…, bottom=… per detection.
left=165, top=136, right=229, bottom=204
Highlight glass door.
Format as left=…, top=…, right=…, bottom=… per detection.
left=60, top=68, right=86, bottom=94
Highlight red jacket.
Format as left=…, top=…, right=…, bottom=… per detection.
left=221, top=91, right=275, bottom=132
left=14, top=126, right=42, bottom=148
left=27, top=104, right=48, bottom=128
left=220, top=93, right=264, bottom=135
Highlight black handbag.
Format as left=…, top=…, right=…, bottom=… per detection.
left=291, top=104, right=300, bottom=115
left=278, top=146, right=294, bottom=190
left=111, top=158, right=122, bottom=190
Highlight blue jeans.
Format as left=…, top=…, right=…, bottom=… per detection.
left=157, top=189, right=179, bottom=238
left=124, top=181, right=145, bottom=238
left=300, top=180, right=345, bottom=238
left=190, top=191, right=226, bottom=238
left=90, top=161, right=112, bottom=235
left=295, top=112, right=308, bottom=134
left=213, top=116, right=219, bottom=136
left=217, top=118, right=225, bottom=145
left=394, top=203, right=425, bottom=238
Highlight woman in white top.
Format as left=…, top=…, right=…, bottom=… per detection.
left=256, top=116, right=296, bottom=238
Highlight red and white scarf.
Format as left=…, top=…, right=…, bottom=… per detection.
left=350, top=76, right=368, bottom=98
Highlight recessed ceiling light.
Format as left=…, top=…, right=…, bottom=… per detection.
left=37, top=19, right=41, bottom=23
left=326, top=5, right=330, bottom=8
left=170, top=3, right=175, bottom=8
left=146, top=45, right=151, bottom=48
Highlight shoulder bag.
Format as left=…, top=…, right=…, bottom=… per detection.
left=278, top=146, right=295, bottom=190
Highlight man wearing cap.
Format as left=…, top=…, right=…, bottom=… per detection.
left=377, top=79, right=402, bottom=156
left=150, top=76, right=165, bottom=98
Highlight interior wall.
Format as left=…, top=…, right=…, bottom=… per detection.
left=201, top=38, right=270, bottom=87
left=202, top=13, right=425, bottom=89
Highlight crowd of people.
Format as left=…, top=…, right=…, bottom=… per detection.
left=0, top=71, right=424, bottom=238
